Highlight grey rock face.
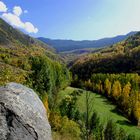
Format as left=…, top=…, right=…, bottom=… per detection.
left=0, top=83, right=52, bottom=140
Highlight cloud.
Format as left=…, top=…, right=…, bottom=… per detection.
left=13, top=6, right=22, bottom=16
left=0, top=1, right=8, bottom=12
left=24, top=22, right=38, bottom=33
left=2, top=12, right=38, bottom=33
left=0, top=1, right=38, bottom=34
left=2, top=13, right=24, bottom=28
left=24, top=10, right=28, bottom=14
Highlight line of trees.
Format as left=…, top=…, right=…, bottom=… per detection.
left=72, top=73, right=140, bottom=126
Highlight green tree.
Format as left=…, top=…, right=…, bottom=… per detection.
left=60, top=116, right=81, bottom=140
left=89, top=111, right=102, bottom=140
left=59, top=91, right=80, bottom=121
left=104, top=120, right=118, bottom=140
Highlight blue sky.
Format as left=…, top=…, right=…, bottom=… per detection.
left=0, top=0, right=140, bottom=40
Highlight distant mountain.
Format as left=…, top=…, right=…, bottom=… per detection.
left=38, top=32, right=137, bottom=52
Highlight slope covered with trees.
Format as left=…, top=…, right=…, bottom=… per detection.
left=71, top=32, right=140, bottom=128
left=0, top=18, right=70, bottom=101
left=72, top=32, right=140, bottom=79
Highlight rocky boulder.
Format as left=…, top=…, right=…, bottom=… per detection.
left=0, top=83, right=52, bottom=140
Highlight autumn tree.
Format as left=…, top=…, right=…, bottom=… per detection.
left=104, top=78, right=111, bottom=96
left=96, top=80, right=104, bottom=94
left=112, top=81, right=122, bottom=100
left=133, top=100, right=140, bottom=126
left=121, top=82, right=131, bottom=111
left=85, top=79, right=93, bottom=90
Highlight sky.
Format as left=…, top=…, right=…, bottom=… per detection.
left=0, top=0, right=140, bottom=40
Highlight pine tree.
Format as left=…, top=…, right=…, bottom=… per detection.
left=104, top=120, right=118, bottom=140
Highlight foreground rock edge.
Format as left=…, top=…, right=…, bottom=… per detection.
left=0, top=82, right=52, bottom=140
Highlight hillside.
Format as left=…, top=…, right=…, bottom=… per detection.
left=0, top=18, right=78, bottom=140
left=0, top=18, right=70, bottom=97
left=71, top=32, right=140, bottom=79
left=0, top=19, right=54, bottom=51
left=38, top=31, right=136, bottom=52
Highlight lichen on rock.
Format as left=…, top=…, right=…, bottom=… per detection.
left=0, top=83, right=52, bottom=140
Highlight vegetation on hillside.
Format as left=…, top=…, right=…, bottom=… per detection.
left=71, top=32, right=140, bottom=79
left=0, top=18, right=71, bottom=103
left=1, top=18, right=140, bottom=140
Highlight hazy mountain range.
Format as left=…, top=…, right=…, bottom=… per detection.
left=38, top=31, right=137, bottom=52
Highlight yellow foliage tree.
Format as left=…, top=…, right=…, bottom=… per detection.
left=95, top=80, right=103, bottom=94
left=43, top=96, right=49, bottom=115
left=134, top=100, right=140, bottom=127
left=60, top=116, right=81, bottom=139
left=112, top=81, right=122, bottom=100
left=49, top=112, right=62, bottom=131
left=121, top=82, right=131, bottom=109
left=104, top=78, right=111, bottom=96
left=85, top=79, right=93, bottom=90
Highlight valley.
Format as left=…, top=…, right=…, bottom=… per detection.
left=0, top=17, right=140, bottom=140
left=58, top=87, right=140, bottom=137
left=38, top=32, right=137, bottom=64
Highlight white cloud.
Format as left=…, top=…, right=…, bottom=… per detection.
left=0, top=1, right=7, bottom=12
left=0, top=1, right=38, bottom=34
left=24, top=10, right=28, bottom=14
left=2, top=13, right=38, bottom=33
left=2, top=13, right=24, bottom=28
left=24, top=22, right=38, bottom=33
left=13, top=6, right=22, bottom=16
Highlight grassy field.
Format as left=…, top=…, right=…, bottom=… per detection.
left=58, top=87, right=140, bottom=138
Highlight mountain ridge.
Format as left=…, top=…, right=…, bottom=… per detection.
left=0, top=18, right=54, bottom=52
left=38, top=31, right=137, bottom=52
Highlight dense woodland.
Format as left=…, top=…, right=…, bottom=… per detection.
left=1, top=18, right=140, bottom=139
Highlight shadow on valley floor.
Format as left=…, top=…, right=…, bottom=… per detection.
left=111, top=107, right=124, bottom=116
left=116, top=120, right=135, bottom=127
left=111, top=108, right=136, bottom=128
